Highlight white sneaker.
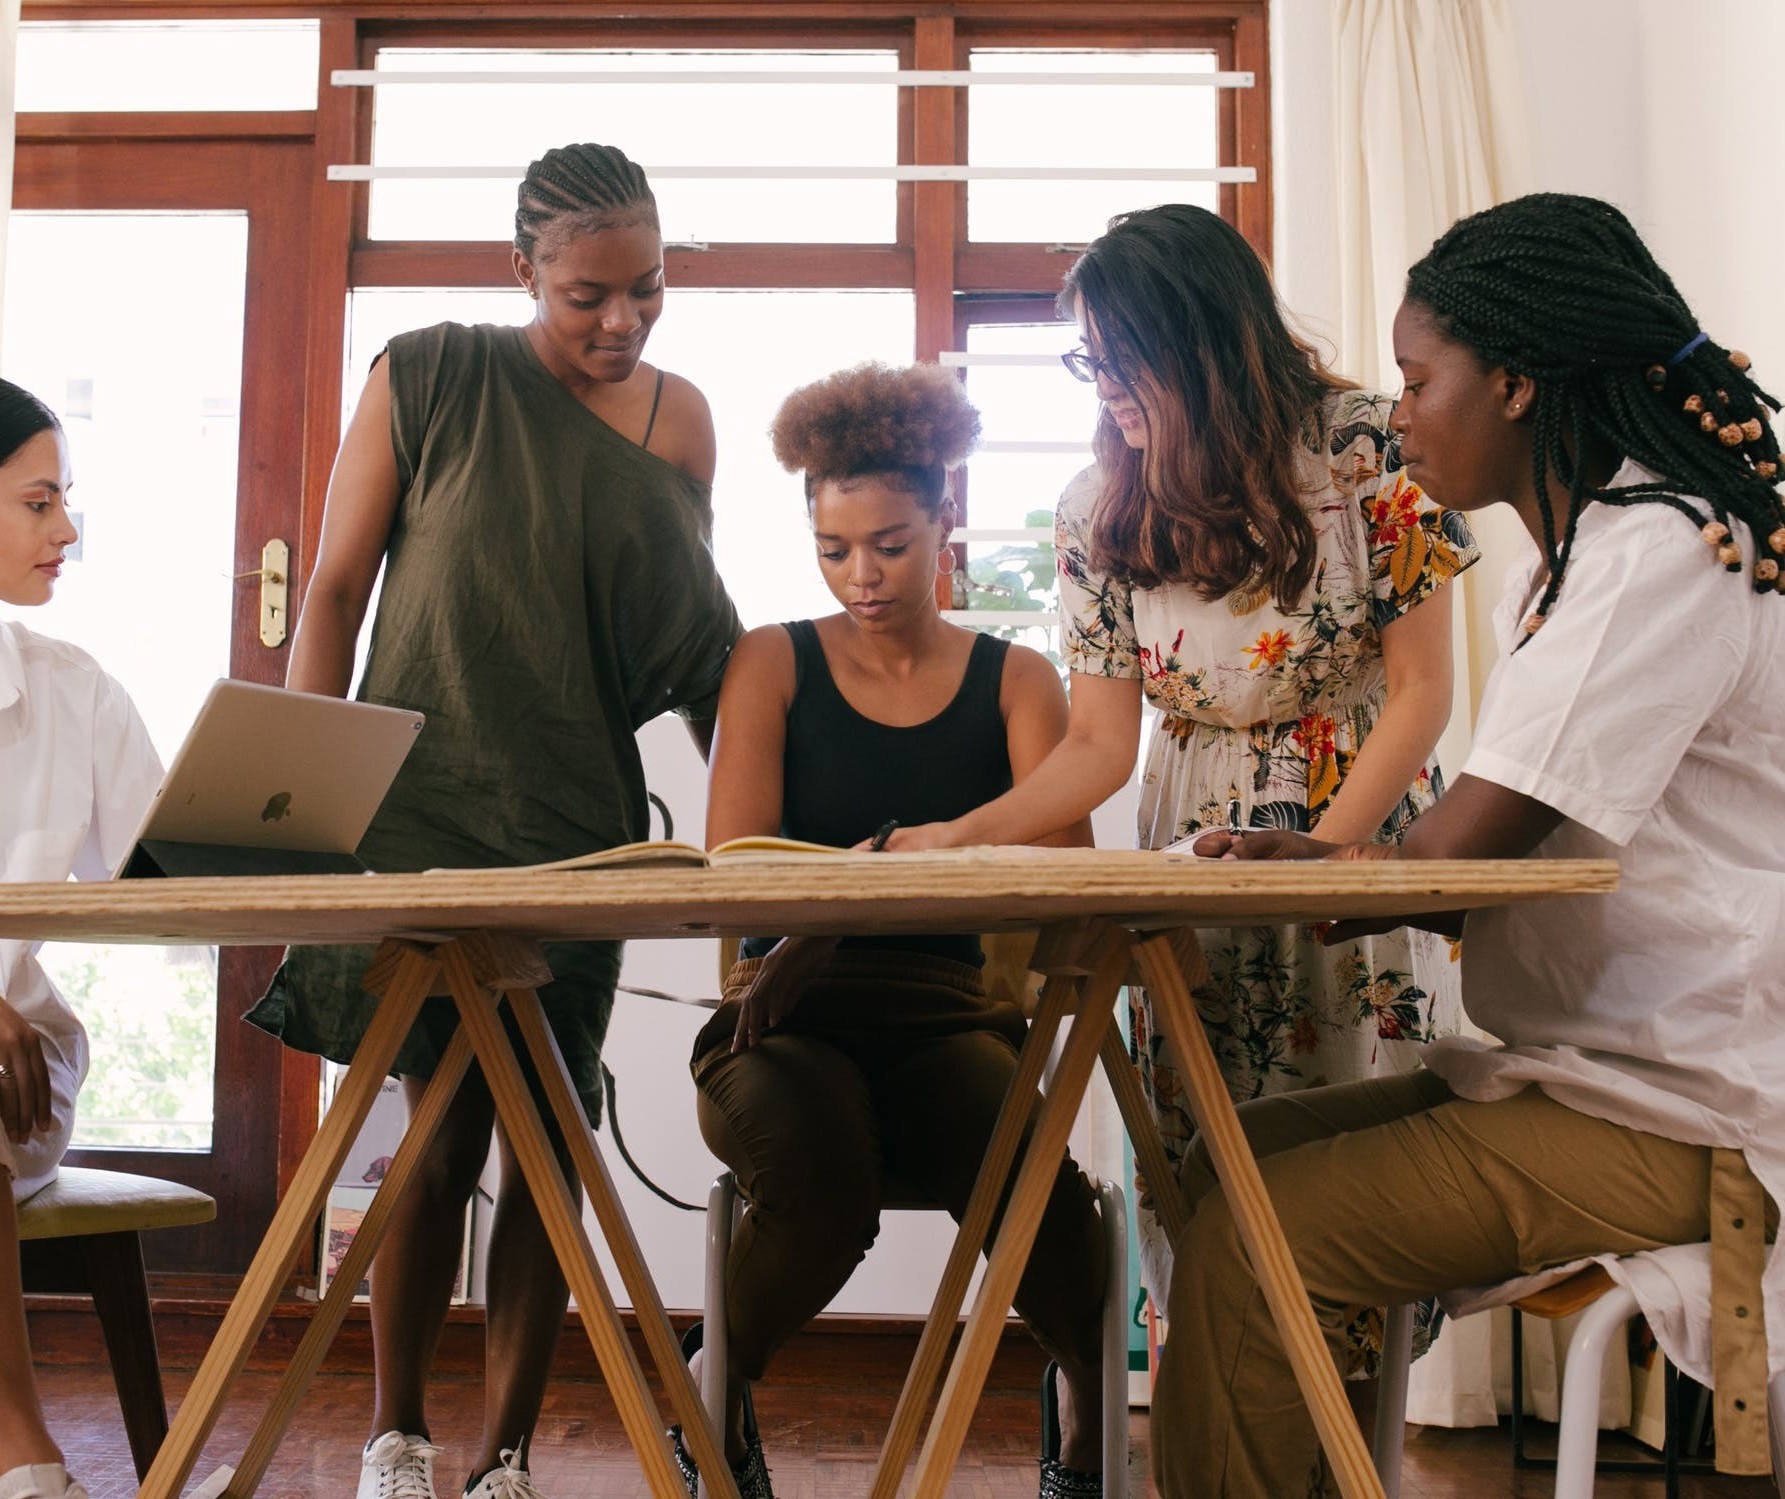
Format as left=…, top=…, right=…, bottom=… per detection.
left=357, top=1432, right=442, bottom=1499
left=0, top=1466, right=88, bottom=1499
left=462, top=1450, right=543, bottom=1499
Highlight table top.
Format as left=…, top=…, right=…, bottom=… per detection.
left=0, top=849, right=1617, bottom=946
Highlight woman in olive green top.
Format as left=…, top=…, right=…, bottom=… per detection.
left=249, top=144, right=740, bottom=1499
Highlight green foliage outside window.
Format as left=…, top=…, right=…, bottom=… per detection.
left=958, top=508, right=1061, bottom=665
left=41, top=944, right=217, bottom=1150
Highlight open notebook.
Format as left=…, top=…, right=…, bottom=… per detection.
left=425, top=834, right=842, bottom=875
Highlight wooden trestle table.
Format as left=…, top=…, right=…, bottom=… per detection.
left=0, top=849, right=1617, bottom=1499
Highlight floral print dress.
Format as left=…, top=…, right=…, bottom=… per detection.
left=1057, top=390, right=1480, bottom=1364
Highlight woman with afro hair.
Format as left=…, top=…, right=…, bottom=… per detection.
left=684, top=362, right=1110, bottom=1499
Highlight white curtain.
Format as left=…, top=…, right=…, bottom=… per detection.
left=1334, top=0, right=1536, bottom=779
left=0, top=0, right=18, bottom=361
left=1330, top=0, right=1636, bottom=1433
left=1335, top=0, right=1531, bottom=389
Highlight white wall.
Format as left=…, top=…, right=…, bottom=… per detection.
left=1518, top=0, right=1785, bottom=387
left=1272, top=0, right=1785, bottom=752
left=1277, top=0, right=1785, bottom=436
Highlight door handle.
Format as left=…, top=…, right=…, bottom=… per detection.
left=235, top=538, right=290, bottom=647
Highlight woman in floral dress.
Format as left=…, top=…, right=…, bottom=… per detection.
left=881, top=204, right=1478, bottom=1355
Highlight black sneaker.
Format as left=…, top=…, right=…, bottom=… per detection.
left=669, top=1425, right=774, bottom=1499
left=1039, top=1360, right=1103, bottom=1498
left=669, top=1320, right=776, bottom=1499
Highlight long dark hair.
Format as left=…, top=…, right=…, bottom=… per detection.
left=1406, top=193, right=1785, bottom=621
left=1061, top=203, right=1354, bottom=605
left=0, top=380, right=60, bottom=466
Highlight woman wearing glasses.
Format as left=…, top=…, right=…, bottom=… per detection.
left=880, top=204, right=1478, bottom=1350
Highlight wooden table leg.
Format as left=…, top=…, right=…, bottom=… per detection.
left=502, top=982, right=741, bottom=1499
left=908, top=931, right=1134, bottom=1499
left=867, top=968, right=1080, bottom=1499
left=1097, top=1014, right=1190, bottom=1248
left=224, top=1025, right=478, bottom=1497
left=436, top=938, right=693, bottom=1499
left=1131, top=930, right=1387, bottom=1499
left=137, top=941, right=441, bottom=1499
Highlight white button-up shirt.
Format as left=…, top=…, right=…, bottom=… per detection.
left=1423, top=464, right=1785, bottom=1382
left=0, top=617, right=163, bottom=1096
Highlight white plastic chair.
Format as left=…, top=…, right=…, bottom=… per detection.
left=700, top=1170, right=1130, bottom=1498
left=1372, top=1247, right=1785, bottom=1498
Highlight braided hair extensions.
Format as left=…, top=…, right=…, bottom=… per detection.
left=1405, top=194, right=1785, bottom=632
left=514, top=142, right=659, bottom=262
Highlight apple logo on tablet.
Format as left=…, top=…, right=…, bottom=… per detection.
left=261, top=792, right=293, bottom=824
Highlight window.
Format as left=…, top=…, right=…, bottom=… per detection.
left=965, top=49, right=1222, bottom=244
left=15, top=20, right=320, bottom=112
left=1, top=210, right=250, bottom=1151
left=333, top=13, right=1263, bottom=638
left=345, top=286, right=917, bottom=629
left=365, top=48, right=901, bottom=244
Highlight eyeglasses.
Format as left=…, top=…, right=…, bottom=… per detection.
left=1061, top=346, right=1127, bottom=386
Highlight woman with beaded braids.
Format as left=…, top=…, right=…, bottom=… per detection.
left=1152, top=193, right=1785, bottom=1498
left=686, top=364, right=1108, bottom=1499
left=248, top=144, right=740, bottom=1499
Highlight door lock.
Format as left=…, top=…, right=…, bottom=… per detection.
left=235, top=539, right=290, bottom=648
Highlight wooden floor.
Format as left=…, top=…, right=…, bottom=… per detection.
left=39, top=1361, right=1777, bottom=1499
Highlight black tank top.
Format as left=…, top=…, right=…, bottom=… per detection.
left=740, top=620, right=1013, bottom=965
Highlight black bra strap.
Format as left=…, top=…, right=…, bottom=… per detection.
left=640, top=367, right=666, bottom=451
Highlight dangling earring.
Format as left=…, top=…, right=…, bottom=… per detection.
left=937, top=547, right=958, bottom=577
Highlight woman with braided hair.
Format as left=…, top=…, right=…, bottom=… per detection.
left=248, top=143, right=740, bottom=1499
left=1152, top=193, right=1785, bottom=1498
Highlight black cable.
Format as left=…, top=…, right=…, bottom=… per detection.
left=600, top=1061, right=704, bottom=1212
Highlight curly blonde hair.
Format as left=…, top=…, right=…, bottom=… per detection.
left=770, top=362, right=981, bottom=515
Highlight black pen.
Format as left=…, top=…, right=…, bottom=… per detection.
left=869, top=819, right=899, bottom=851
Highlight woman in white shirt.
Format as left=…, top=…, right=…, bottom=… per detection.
left=1150, top=194, right=1785, bottom=1498
left=0, top=382, right=163, bottom=1499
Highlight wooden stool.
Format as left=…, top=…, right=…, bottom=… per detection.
left=18, top=1166, right=216, bottom=1479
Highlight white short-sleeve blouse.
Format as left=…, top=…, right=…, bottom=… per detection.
left=1423, top=462, right=1785, bottom=1376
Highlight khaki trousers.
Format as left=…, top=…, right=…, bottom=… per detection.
left=1152, top=1070, right=1714, bottom=1498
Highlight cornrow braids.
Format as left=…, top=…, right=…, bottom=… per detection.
left=514, top=142, right=659, bottom=262
left=1405, top=193, right=1785, bottom=632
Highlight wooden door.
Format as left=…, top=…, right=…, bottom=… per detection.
left=10, top=132, right=313, bottom=1271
